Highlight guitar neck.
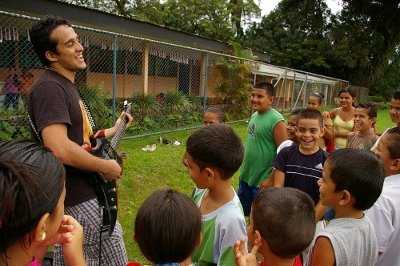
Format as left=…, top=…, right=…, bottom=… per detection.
left=110, top=103, right=131, bottom=151
left=110, top=119, right=127, bottom=149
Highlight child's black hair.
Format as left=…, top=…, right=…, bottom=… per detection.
left=186, top=123, right=244, bottom=180
left=252, top=187, right=315, bottom=258
left=328, top=148, right=384, bottom=210
left=134, top=189, right=201, bottom=264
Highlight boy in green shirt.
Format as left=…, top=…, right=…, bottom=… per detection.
left=239, top=82, right=287, bottom=216
left=183, top=124, right=247, bottom=265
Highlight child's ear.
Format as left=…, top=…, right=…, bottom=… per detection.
left=320, top=126, right=326, bottom=137
left=338, top=190, right=352, bottom=206
left=390, top=159, right=400, bottom=171
left=370, top=117, right=376, bottom=124
left=33, top=213, right=50, bottom=242
left=203, top=167, right=215, bottom=181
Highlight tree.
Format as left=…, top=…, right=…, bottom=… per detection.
left=244, top=0, right=334, bottom=74
left=243, top=0, right=400, bottom=88
left=212, top=42, right=256, bottom=119
left=332, top=0, right=400, bottom=87
left=370, top=45, right=400, bottom=99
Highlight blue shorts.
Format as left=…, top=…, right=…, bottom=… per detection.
left=238, top=180, right=260, bottom=216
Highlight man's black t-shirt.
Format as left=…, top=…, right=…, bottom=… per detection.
left=28, top=70, right=96, bottom=206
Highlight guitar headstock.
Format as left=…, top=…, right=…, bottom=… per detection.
left=123, top=100, right=132, bottom=115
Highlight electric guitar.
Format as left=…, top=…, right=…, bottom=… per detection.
left=88, top=101, right=131, bottom=239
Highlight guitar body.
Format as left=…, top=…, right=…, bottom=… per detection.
left=85, top=101, right=131, bottom=240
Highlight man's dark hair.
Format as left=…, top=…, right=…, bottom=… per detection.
left=29, top=15, right=71, bottom=66
left=253, top=187, right=315, bottom=258
left=253, top=82, right=275, bottom=96
left=186, top=123, right=244, bottom=180
left=297, top=108, right=324, bottom=127
left=328, top=148, right=384, bottom=210
left=134, top=189, right=201, bottom=264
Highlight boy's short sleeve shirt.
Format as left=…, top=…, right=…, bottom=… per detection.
left=273, top=144, right=328, bottom=203
left=240, top=109, right=285, bottom=186
left=305, top=217, right=378, bottom=266
left=366, top=174, right=400, bottom=266
left=192, top=188, right=247, bottom=266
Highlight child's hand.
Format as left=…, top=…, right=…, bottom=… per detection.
left=234, top=238, right=260, bottom=266
left=58, top=215, right=86, bottom=266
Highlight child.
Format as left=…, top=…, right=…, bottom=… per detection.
left=259, top=108, right=303, bottom=191
left=239, top=81, right=287, bottom=216
left=0, top=140, right=85, bottom=266
left=203, top=106, right=225, bottom=126
left=234, top=187, right=316, bottom=266
left=183, top=123, right=247, bottom=265
left=306, top=148, right=384, bottom=266
left=134, top=189, right=202, bottom=266
left=346, top=103, right=378, bottom=150
left=371, top=91, right=400, bottom=152
left=307, top=92, right=334, bottom=153
left=366, top=127, right=400, bottom=265
left=273, top=108, right=328, bottom=221
left=277, top=108, right=303, bottom=153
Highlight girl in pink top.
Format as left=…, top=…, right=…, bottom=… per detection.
left=0, top=140, right=86, bottom=266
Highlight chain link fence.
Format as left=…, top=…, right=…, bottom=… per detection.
left=0, top=10, right=361, bottom=141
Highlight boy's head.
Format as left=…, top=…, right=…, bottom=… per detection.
left=134, top=189, right=202, bottom=264
left=249, top=187, right=315, bottom=259
left=286, top=108, right=303, bottom=141
left=251, top=82, right=275, bottom=113
left=389, top=91, right=400, bottom=125
left=319, top=149, right=384, bottom=211
left=203, top=107, right=225, bottom=126
left=183, top=124, right=243, bottom=185
left=295, top=108, right=325, bottom=151
left=354, top=103, right=377, bottom=132
left=375, top=127, right=400, bottom=176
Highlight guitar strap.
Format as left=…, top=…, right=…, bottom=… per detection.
left=78, top=93, right=116, bottom=235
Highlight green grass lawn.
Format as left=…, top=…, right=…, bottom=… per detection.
left=118, top=108, right=394, bottom=264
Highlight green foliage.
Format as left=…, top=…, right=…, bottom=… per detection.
left=79, top=84, right=113, bottom=129
left=128, top=92, right=202, bottom=134
left=244, top=0, right=400, bottom=91
left=0, top=115, right=31, bottom=141
left=370, top=46, right=400, bottom=99
left=212, top=42, right=254, bottom=120
left=244, top=0, right=333, bottom=74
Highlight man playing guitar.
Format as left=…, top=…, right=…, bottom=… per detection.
left=28, top=15, right=132, bottom=266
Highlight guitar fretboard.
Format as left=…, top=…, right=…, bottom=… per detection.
left=110, top=103, right=132, bottom=151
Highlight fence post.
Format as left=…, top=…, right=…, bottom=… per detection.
left=112, top=34, right=118, bottom=124
left=202, top=53, right=209, bottom=114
